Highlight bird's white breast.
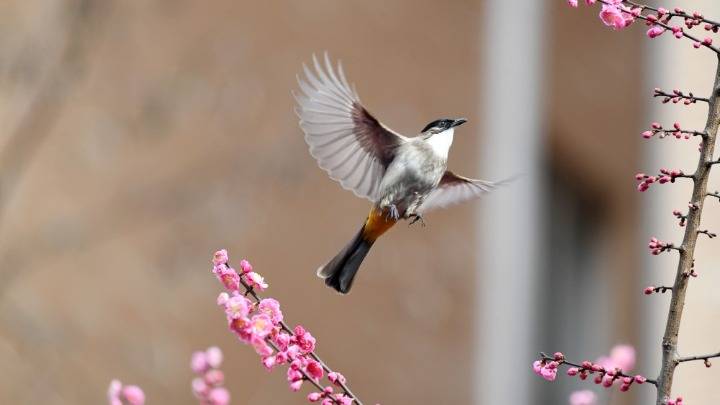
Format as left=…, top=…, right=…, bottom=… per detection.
left=426, top=128, right=454, bottom=158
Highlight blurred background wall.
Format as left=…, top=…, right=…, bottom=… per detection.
left=0, top=0, right=716, bottom=404
left=478, top=2, right=645, bottom=404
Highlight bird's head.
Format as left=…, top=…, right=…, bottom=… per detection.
left=420, top=118, right=467, bottom=135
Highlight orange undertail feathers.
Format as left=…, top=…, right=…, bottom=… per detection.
left=361, top=206, right=397, bottom=242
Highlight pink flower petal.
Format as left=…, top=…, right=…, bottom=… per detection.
left=121, top=386, right=145, bottom=405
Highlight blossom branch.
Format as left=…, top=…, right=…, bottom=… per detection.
left=212, top=250, right=363, bottom=405
left=540, top=352, right=656, bottom=386
left=642, top=122, right=707, bottom=140
left=653, top=52, right=720, bottom=405
left=654, top=88, right=710, bottom=105
left=236, top=277, right=361, bottom=403
left=617, top=1, right=720, bottom=53
left=573, top=0, right=720, bottom=52
left=533, top=348, right=655, bottom=392
left=561, top=2, right=720, bottom=403
left=624, top=2, right=720, bottom=32
left=636, top=169, right=691, bottom=192
left=648, top=237, right=682, bottom=255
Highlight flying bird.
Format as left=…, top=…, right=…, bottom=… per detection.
left=295, top=54, right=506, bottom=294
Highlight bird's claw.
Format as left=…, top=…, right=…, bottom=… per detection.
left=408, top=214, right=425, bottom=227
left=385, top=204, right=400, bottom=221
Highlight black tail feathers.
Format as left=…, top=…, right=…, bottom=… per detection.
left=317, top=225, right=374, bottom=294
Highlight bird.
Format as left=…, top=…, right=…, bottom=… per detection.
left=295, top=53, right=507, bottom=294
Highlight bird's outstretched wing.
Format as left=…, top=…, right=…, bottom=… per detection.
left=417, top=170, right=505, bottom=214
left=295, top=53, right=407, bottom=201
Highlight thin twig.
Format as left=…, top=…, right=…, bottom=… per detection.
left=697, top=229, right=717, bottom=238
left=649, top=285, right=674, bottom=294
left=677, top=351, right=720, bottom=363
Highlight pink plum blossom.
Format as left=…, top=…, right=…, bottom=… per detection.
left=224, top=294, right=250, bottom=320
left=206, top=346, right=223, bottom=369
left=533, top=360, right=543, bottom=375
left=191, top=346, right=230, bottom=405
left=595, top=344, right=636, bottom=371
left=216, top=292, right=229, bottom=306
left=273, top=332, right=291, bottom=351
left=609, top=344, right=636, bottom=371
left=262, top=355, right=278, bottom=370
left=192, top=351, right=210, bottom=374
left=205, top=369, right=225, bottom=386
left=108, top=380, right=122, bottom=405
left=107, top=380, right=145, bottom=405
left=599, top=4, right=633, bottom=30
left=213, top=264, right=240, bottom=292
left=335, top=395, right=354, bottom=405
left=648, top=26, right=665, bottom=38
left=306, top=359, right=324, bottom=380
left=289, top=379, right=303, bottom=392
left=569, top=390, right=597, bottom=405
left=249, top=314, right=274, bottom=338
left=294, top=325, right=317, bottom=354
left=258, top=298, right=283, bottom=324
left=540, top=361, right=559, bottom=381
left=244, top=271, right=268, bottom=291
left=122, top=386, right=146, bottom=405
left=533, top=360, right=559, bottom=381
left=208, top=388, right=230, bottom=405
left=239, top=259, right=253, bottom=274
left=328, top=372, right=346, bottom=385
left=192, top=377, right=209, bottom=398
left=213, top=249, right=229, bottom=266
left=251, top=335, right=274, bottom=356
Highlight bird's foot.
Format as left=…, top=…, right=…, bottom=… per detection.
left=385, top=204, right=400, bottom=221
left=408, top=214, right=426, bottom=227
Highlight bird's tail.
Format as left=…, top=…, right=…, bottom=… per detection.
left=317, top=206, right=396, bottom=294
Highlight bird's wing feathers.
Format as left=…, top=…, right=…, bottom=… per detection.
left=296, top=53, right=406, bottom=201
left=418, top=171, right=503, bottom=214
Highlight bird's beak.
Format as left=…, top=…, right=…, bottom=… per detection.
left=451, top=118, right=467, bottom=128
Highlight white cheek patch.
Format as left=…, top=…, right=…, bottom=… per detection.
left=427, top=128, right=454, bottom=158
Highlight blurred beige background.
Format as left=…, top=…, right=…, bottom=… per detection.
left=0, top=0, right=717, bottom=404
left=0, top=1, right=488, bottom=403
